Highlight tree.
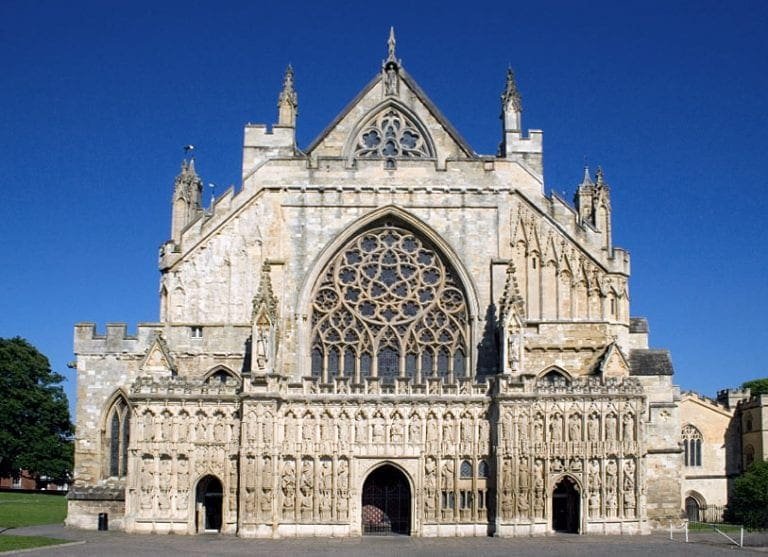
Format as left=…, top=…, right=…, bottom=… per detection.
left=0, top=337, right=73, bottom=481
left=742, top=378, right=768, bottom=397
left=728, top=459, right=768, bottom=529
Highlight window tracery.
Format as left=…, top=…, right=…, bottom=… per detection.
left=105, top=395, right=130, bottom=478
left=682, top=424, right=702, bottom=467
left=354, top=108, right=433, bottom=162
left=310, top=221, right=469, bottom=383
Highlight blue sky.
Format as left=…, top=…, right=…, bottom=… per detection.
left=1, top=0, right=767, bottom=417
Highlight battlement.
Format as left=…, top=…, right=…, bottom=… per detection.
left=74, top=322, right=161, bottom=354
left=716, top=387, right=752, bottom=409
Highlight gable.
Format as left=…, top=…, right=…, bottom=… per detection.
left=306, top=68, right=475, bottom=166
left=140, top=334, right=176, bottom=377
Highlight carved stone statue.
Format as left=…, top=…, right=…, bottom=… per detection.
left=549, top=414, right=563, bottom=442
left=568, top=414, right=582, bottom=442
left=441, top=459, right=454, bottom=489
left=605, top=413, right=617, bottom=441
left=409, top=418, right=421, bottom=444
left=622, top=413, right=634, bottom=441
left=587, top=413, right=600, bottom=441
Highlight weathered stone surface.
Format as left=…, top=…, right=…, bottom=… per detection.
left=68, top=33, right=684, bottom=537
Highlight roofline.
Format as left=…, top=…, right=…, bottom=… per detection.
left=305, top=68, right=477, bottom=158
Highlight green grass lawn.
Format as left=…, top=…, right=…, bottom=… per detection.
left=0, top=535, right=70, bottom=551
left=0, top=492, right=70, bottom=551
left=0, top=492, right=67, bottom=528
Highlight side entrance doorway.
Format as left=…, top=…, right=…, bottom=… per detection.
left=361, top=465, right=411, bottom=535
left=195, top=475, right=223, bottom=533
left=552, top=476, right=580, bottom=533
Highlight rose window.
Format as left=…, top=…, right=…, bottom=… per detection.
left=310, top=221, right=468, bottom=383
left=354, top=108, right=433, bottom=162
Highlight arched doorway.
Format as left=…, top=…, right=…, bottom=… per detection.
left=361, top=465, right=411, bottom=535
left=685, top=496, right=702, bottom=522
left=195, top=475, right=223, bottom=533
left=552, top=476, right=580, bottom=533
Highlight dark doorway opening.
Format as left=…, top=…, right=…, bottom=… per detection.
left=685, top=496, right=701, bottom=522
left=196, top=475, right=223, bottom=533
left=552, top=476, right=580, bottom=533
left=361, top=465, right=411, bottom=535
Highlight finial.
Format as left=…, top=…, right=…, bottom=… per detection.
left=501, top=66, right=522, bottom=112
left=595, top=166, right=605, bottom=186
left=387, top=27, right=397, bottom=62
left=278, top=64, right=297, bottom=106
left=382, top=27, right=401, bottom=96
left=277, top=64, right=298, bottom=126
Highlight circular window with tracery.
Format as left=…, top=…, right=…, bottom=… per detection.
left=310, top=221, right=468, bottom=383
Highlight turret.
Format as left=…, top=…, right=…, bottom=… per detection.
left=575, top=166, right=613, bottom=252
left=499, top=68, right=543, bottom=176
left=242, top=65, right=298, bottom=180
left=170, top=158, right=203, bottom=244
left=277, top=64, right=298, bottom=127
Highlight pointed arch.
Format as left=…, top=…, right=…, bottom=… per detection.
left=343, top=100, right=437, bottom=164
left=682, top=424, right=703, bottom=467
left=203, top=365, right=240, bottom=386
left=537, top=366, right=573, bottom=384
left=102, top=389, right=131, bottom=479
left=296, top=206, right=480, bottom=380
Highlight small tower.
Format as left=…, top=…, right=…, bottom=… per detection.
left=575, top=166, right=613, bottom=252
left=277, top=64, right=298, bottom=127
left=594, top=167, right=612, bottom=252
left=170, top=157, right=203, bottom=244
left=499, top=67, right=543, bottom=176
left=501, top=67, right=522, bottom=134
left=574, top=166, right=596, bottom=224
left=242, top=66, right=298, bottom=180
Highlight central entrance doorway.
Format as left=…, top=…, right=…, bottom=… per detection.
left=195, top=475, right=223, bottom=533
left=552, top=476, right=580, bottom=533
left=361, top=465, right=411, bottom=535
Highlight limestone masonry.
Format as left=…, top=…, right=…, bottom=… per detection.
left=66, top=31, right=765, bottom=537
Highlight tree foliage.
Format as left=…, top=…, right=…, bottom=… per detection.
left=0, top=337, right=73, bottom=481
left=742, top=378, right=768, bottom=397
left=728, top=459, right=768, bottom=529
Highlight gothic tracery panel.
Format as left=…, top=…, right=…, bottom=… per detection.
left=354, top=107, right=433, bottom=161
left=310, top=221, right=469, bottom=382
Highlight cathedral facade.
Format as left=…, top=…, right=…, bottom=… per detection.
left=66, top=32, right=683, bottom=537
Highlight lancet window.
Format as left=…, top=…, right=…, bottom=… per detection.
left=354, top=108, right=433, bottom=162
left=104, top=395, right=130, bottom=478
left=310, top=221, right=469, bottom=383
left=682, top=424, right=702, bottom=467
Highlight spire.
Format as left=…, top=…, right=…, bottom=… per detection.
left=501, top=66, right=522, bottom=113
left=595, top=166, right=607, bottom=188
left=387, top=26, right=397, bottom=63
left=277, top=64, right=298, bottom=126
left=580, top=166, right=594, bottom=187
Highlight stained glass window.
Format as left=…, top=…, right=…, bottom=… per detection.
left=310, top=221, right=468, bottom=383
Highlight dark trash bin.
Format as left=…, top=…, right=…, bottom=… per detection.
left=98, top=512, right=108, bottom=531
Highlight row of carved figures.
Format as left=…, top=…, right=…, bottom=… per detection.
left=500, top=409, right=637, bottom=447
left=499, top=456, right=639, bottom=521
left=245, top=411, right=491, bottom=454
left=135, top=409, right=239, bottom=444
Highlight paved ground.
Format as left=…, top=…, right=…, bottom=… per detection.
left=1, top=524, right=765, bottom=556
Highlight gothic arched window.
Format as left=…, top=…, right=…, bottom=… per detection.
left=682, top=425, right=703, bottom=467
left=478, top=460, right=489, bottom=478
left=104, top=395, right=130, bottom=478
left=310, top=221, right=469, bottom=383
left=460, top=460, right=473, bottom=479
